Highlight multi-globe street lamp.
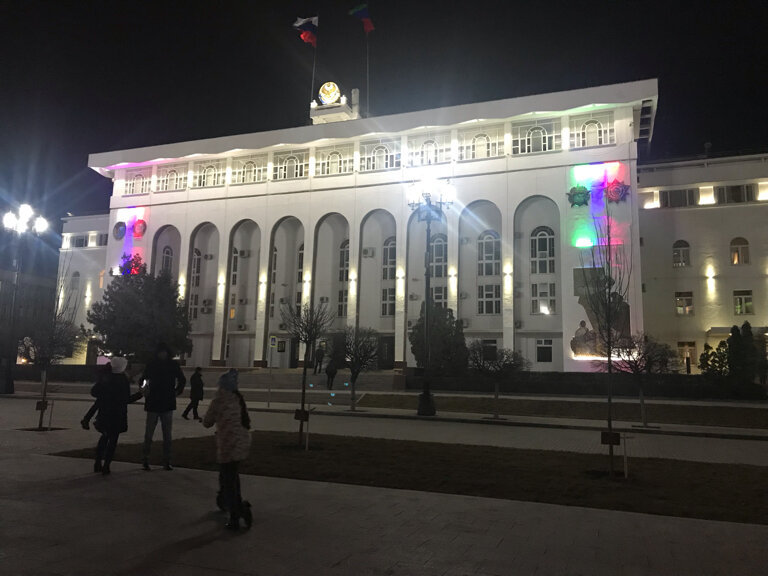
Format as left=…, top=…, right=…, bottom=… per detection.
left=408, top=179, right=455, bottom=416
left=1, top=204, right=48, bottom=394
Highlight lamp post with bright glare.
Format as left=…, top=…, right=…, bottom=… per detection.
left=1, top=204, right=48, bottom=394
left=408, top=179, right=455, bottom=416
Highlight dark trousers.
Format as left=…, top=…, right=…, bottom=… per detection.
left=182, top=399, right=200, bottom=419
left=220, top=461, right=242, bottom=522
left=96, top=432, right=120, bottom=467
left=143, top=411, right=173, bottom=465
left=83, top=401, right=99, bottom=423
left=314, top=358, right=323, bottom=374
left=326, top=373, right=336, bottom=389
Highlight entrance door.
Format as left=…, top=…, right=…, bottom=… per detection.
left=377, top=335, right=395, bottom=369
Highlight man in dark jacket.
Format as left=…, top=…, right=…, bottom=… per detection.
left=141, top=343, right=186, bottom=471
left=182, top=367, right=204, bottom=421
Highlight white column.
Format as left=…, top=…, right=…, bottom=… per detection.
left=501, top=212, right=515, bottom=350
left=253, top=229, right=272, bottom=366
left=446, top=208, right=459, bottom=313
left=346, top=214, right=359, bottom=329
left=211, top=236, right=230, bottom=363
left=394, top=208, right=408, bottom=368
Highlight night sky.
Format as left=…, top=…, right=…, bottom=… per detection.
left=1, top=0, right=767, bottom=273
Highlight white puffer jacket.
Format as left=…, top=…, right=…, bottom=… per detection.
left=203, top=388, right=252, bottom=463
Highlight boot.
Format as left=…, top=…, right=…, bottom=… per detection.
left=94, top=460, right=103, bottom=473
left=101, top=464, right=111, bottom=475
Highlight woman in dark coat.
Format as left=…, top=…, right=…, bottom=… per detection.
left=92, top=357, right=142, bottom=475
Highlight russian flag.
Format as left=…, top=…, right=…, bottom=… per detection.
left=349, top=4, right=374, bottom=34
left=293, top=16, right=318, bottom=47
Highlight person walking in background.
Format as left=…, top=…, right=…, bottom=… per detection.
left=91, top=357, right=142, bottom=475
left=141, top=343, right=186, bottom=471
left=203, top=369, right=252, bottom=531
left=313, top=346, right=325, bottom=375
left=81, top=362, right=111, bottom=430
left=182, top=367, right=204, bottom=420
left=325, top=358, right=337, bottom=390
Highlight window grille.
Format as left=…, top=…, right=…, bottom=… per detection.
left=338, top=289, right=349, bottom=317
left=734, top=290, right=753, bottom=315
left=230, top=247, right=239, bottom=286
left=478, top=284, right=501, bottom=315
left=124, top=169, right=151, bottom=195
left=530, top=226, right=555, bottom=274
left=73, top=235, right=87, bottom=248
left=457, top=125, right=504, bottom=160
left=716, top=184, right=756, bottom=205
left=431, top=286, right=448, bottom=309
left=97, top=233, right=109, bottom=247
left=70, top=272, right=81, bottom=293
left=339, top=240, right=350, bottom=282
left=157, top=163, right=188, bottom=191
left=510, top=118, right=561, bottom=155
left=381, top=288, right=396, bottom=316
left=269, top=293, right=275, bottom=318
left=316, top=144, right=353, bottom=176
left=570, top=111, right=615, bottom=148
left=273, top=150, right=309, bottom=180
left=161, top=246, right=173, bottom=274
left=477, top=230, right=501, bottom=276
left=193, top=160, right=226, bottom=188
left=675, top=291, right=694, bottom=315
left=660, top=189, right=698, bottom=208
left=430, top=234, right=447, bottom=278
left=536, top=339, right=553, bottom=362
left=672, top=240, right=690, bottom=267
left=231, top=154, right=267, bottom=185
left=531, top=283, right=556, bottom=315
left=360, top=139, right=401, bottom=172
left=730, top=237, right=750, bottom=265
left=382, top=237, right=396, bottom=280
left=190, top=249, right=202, bottom=288
left=297, top=244, right=304, bottom=283
left=271, top=247, right=277, bottom=285
left=188, top=293, right=199, bottom=321
left=408, top=132, right=451, bottom=166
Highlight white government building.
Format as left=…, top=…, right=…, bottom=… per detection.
left=58, top=79, right=768, bottom=373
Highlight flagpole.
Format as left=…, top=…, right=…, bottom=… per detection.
left=366, top=34, right=370, bottom=117
left=310, top=46, right=317, bottom=105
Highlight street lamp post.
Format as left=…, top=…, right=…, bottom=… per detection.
left=408, top=179, right=454, bottom=416
left=2, top=205, right=48, bottom=394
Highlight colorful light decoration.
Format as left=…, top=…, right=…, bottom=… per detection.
left=568, top=162, right=630, bottom=247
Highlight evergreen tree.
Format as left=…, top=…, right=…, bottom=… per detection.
left=409, top=301, right=468, bottom=375
left=698, top=341, right=729, bottom=377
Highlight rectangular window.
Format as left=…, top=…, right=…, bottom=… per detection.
left=188, top=293, right=199, bottom=321
left=382, top=242, right=396, bottom=280
left=675, top=291, right=694, bottom=315
left=124, top=169, right=151, bottom=195
left=678, top=341, right=697, bottom=374
left=273, top=150, right=309, bottom=180
left=531, top=283, right=556, bottom=315
left=716, top=184, right=756, bottom=205
left=536, top=339, right=553, bottom=363
left=192, top=159, right=226, bottom=188
left=457, top=125, right=504, bottom=160
left=269, top=293, right=275, bottom=318
left=431, top=286, right=448, bottom=309
left=360, top=138, right=401, bottom=172
left=316, top=144, right=353, bottom=176
left=672, top=244, right=690, bottom=267
left=407, top=132, right=452, bottom=166
left=569, top=111, right=615, bottom=148
left=734, top=290, right=753, bottom=315
left=338, top=289, right=348, bottom=317
left=231, top=154, right=268, bottom=185
left=96, top=233, right=109, bottom=247
left=477, top=284, right=501, bottom=315
left=660, top=189, right=698, bottom=208
left=157, top=163, right=189, bottom=191
left=381, top=288, right=396, bottom=316
left=510, top=118, right=561, bottom=155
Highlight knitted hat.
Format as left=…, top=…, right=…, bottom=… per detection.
left=218, top=369, right=239, bottom=392
left=111, top=357, right=128, bottom=374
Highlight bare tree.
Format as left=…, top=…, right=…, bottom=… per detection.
left=578, top=210, right=633, bottom=476
left=344, top=326, right=378, bottom=411
left=280, top=302, right=335, bottom=446
left=609, top=333, right=677, bottom=427
left=468, top=340, right=529, bottom=418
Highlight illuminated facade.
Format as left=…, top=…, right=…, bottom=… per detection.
left=65, top=80, right=658, bottom=371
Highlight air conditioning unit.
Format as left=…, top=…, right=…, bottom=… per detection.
left=319, top=296, right=329, bottom=303
left=202, top=299, right=212, bottom=306
left=514, top=320, right=523, bottom=329
left=239, top=249, right=251, bottom=258
left=461, top=319, right=470, bottom=328
left=238, top=298, right=248, bottom=305
left=237, top=324, right=247, bottom=331
left=278, top=323, right=287, bottom=330
left=408, top=293, right=420, bottom=301
left=460, top=237, right=471, bottom=245
left=362, top=247, right=375, bottom=258
left=203, top=254, right=214, bottom=260
left=279, top=297, right=287, bottom=304
left=459, top=291, right=469, bottom=300
left=201, top=307, right=212, bottom=314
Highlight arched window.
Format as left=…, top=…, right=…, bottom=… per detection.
left=242, top=161, right=257, bottom=183
left=130, top=174, right=145, bottom=194
left=477, top=230, right=501, bottom=276
left=161, top=246, right=173, bottom=274
left=472, top=134, right=491, bottom=159
left=166, top=169, right=178, bottom=190
left=530, top=226, right=555, bottom=274
left=672, top=240, right=690, bottom=268
left=326, top=151, right=342, bottom=175
left=191, top=249, right=202, bottom=288
left=271, top=246, right=278, bottom=284
left=582, top=120, right=602, bottom=147
left=526, top=127, right=547, bottom=153
left=283, top=156, right=299, bottom=179
left=203, top=166, right=217, bottom=187
left=230, top=247, right=239, bottom=286
left=297, top=244, right=304, bottom=283
left=372, top=145, right=390, bottom=170
left=730, top=237, right=750, bottom=265
left=339, top=239, right=350, bottom=282
left=430, top=234, right=447, bottom=278
left=420, top=140, right=439, bottom=165
left=382, top=237, right=396, bottom=280
left=70, top=271, right=81, bottom=293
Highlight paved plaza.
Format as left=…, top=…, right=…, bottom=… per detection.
left=1, top=397, right=768, bottom=575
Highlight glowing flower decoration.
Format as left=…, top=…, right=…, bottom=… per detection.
left=567, top=185, right=590, bottom=207
left=604, top=179, right=630, bottom=203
